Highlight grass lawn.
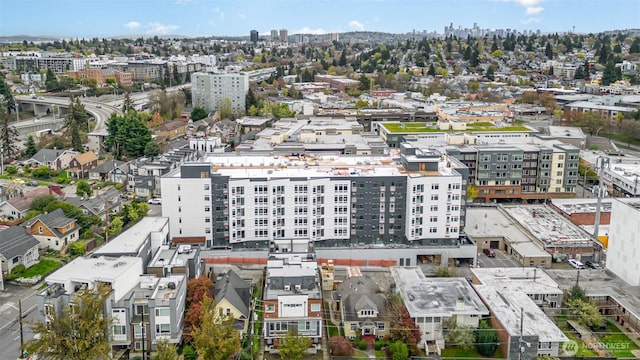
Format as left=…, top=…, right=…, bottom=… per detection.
left=326, top=320, right=342, bottom=337
left=562, top=331, right=598, bottom=357
left=467, top=121, right=495, bottom=127
left=441, top=346, right=504, bottom=359
left=595, top=322, right=640, bottom=358
left=21, top=259, right=62, bottom=278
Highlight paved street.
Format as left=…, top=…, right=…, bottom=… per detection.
left=0, top=284, right=41, bottom=360
left=476, top=250, right=522, bottom=268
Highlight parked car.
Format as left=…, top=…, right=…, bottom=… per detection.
left=585, top=260, right=601, bottom=269
left=483, top=248, right=496, bottom=257
left=25, top=180, right=39, bottom=187
left=96, top=104, right=102, bottom=108
left=569, top=259, right=584, bottom=269
left=147, top=198, right=162, bottom=205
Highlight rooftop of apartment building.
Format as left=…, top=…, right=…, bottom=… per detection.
left=473, top=285, right=568, bottom=342
left=264, top=253, right=321, bottom=300
left=390, top=267, right=489, bottom=317
left=149, top=245, right=198, bottom=269
left=501, top=205, right=592, bottom=247
left=545, top=269, right=640, bottom=322
left=548, top=126, right=586, bottom=139
left=124, top=274, right=185, bottom=304
left=465, top=207, right=551, bottom=258
left=471, top=267, right=563, bottom=295
left=378, top=121, right=534, bottom=134
left=550, top=198, right=613, bottom=215
left=93, top=217, right=168, bottom=255
left=168, top=152, right=459, bottom=179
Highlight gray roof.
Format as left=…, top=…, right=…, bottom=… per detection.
left=23, top=208, right=75, bottom=238
left=0, top=226, right=39, bottom=260
left=337, top=276, right=387, bottom=322
left=90, top=160, right=126, bottom=174
left=213, top=270, right=251, bottom=318
left=66, top=188, right=122, bottom=216
left=30, top=149, right=73, bottom=164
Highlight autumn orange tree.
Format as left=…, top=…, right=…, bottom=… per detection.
left=184, top=277, right=214, bottom=340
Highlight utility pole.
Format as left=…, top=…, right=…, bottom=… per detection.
left=518, top=307, right=524, bottom=360
left=593, top=156, right=610, bottom=240
left=19, top=299, right=24, bottom=357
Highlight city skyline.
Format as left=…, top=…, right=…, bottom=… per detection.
left=0, top=0, right=639, bottom=39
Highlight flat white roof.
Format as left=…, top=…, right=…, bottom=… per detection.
left=474, top=286, right=568, bottom=342
left=46, top=256, right=142, bottom=285
left=391, top=267, right=489, bottom=318
left=471, top=267, right=563, bottom=295
left=94, top=217, right=168, bottom=255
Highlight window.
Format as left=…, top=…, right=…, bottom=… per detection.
left=155, top=323, right=170, bottom=334
left=135, top=305, right=149, bottom=315
left=204, top=184, right=210, bottom=190
left=155, top=308, right=170, bottom=317
left=265, top=304, right=275, bottom=313
left=310, top=303, right=321, bottom=312
left=113, top=325, right=126, bottom=335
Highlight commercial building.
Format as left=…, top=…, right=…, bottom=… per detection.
left=263, top=251, right=322, bottom=352
left=391, top=267, right=489, bottom=354
left=160, top=143, right=475, bottom=267
left=279, top=29, right=288, bottom=43
left=192, top=72, right=249, bottom=114
left=607, top=198, right=640, bottom=286
left=250, top=30, right=259, bottom=43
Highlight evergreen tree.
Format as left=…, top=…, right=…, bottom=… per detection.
left=24, top=135, right=38, bottom=157
left=598, top=43, right=610, bottom=65
left=545, top=42, right=553, bottom=59
left=45, top=69, right=60, bottom=92
left=338, top=50, right=347, bottom=67
left=485, top=65, right=495, bottom=81
left=630, top=38, right=640, bottom=53
left=63, top=96, right=88, bottom=152
left=427, top=63, right=436, bottom=76
left=601, top=59, right=618, bottom=85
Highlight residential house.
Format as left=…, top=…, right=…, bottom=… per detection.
left=112, top=274, right=187, bottom=356
left=336, top=275, right=388, bottom=340
left=153, top=119, right=188, bottom=141
left=24, top=149, right=78, bottom=171
left=68, top=151, right=99, bottom=179
left=211, top=118, right=238, bottom=143
left=89, top=160, right=128, bottom=183
left=390, top=267, right=489, bottom=355
left=66, top=188, right=123, bottom=222
left=213, top=270, right=252, bottom=336
left=0, top=226, right=40, bottom=274
left=263, top=252, right=323, bottom=353
left=0, top=187, right=62, bottom=220
left=236, top=116, right=274, bottom=134
left=23, top=208, right=80, bottom=251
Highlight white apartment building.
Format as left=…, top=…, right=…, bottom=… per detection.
left=161, top=148, right=465, bottom=245
left=192, top=72, right=249, bottom=114
left=607, top=198, right=640, bottom=286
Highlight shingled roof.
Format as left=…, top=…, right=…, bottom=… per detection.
left=0, top=226, right=39, bottom=261
left=23, top=208, right=76, bottom=238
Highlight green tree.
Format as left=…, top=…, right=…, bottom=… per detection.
left=444, top=318, right=476, bottom=350
left=75, top=180, right=92, bottom=198
left=25, top=284, right=112, bottom=360
left=45, top=69, right=60, bottom=92
left=620, top=119, right=640, bottom=147
left=485, top=65, right=496, bottom=81
left=567, top=283, right=587, bottom=303
left=134, top=202, right=150, bottom=218
left=435, top=266, right=457, bottom=277
left=24, top=135, right=38, bottom=157
left=389, top=341, right=409, bottom=360
left=153, top=338, right=178, bottom=360
left=568, top=298, right=604, bottom=330
left=191, top=296, right=241, bottom=360
left=358, top=74, right=370, bottom=91
left=144, top=140, right=161, bottom=157
left=190, top=106, right=208, bottom=121
left=427, top=63, right=436, bottom=76
left=107, top=216, right=123, bottom=236
left=545, top=42, right=554, bottom=59
left=182, top=345, right=198, bottom=360
left=601, top=59, right=619, bottom=86
left=475, top=320, right=498, bottom=356
left=64, top=96, right=89, bottom=152
left=571, top=112, right=606, bottom=136
left=355, top=98, right=369, bottom=109
left=278, top=330, right=310, bottom=360
left=217, top=97, right=234, bottom=120
left=122, top=88, right=134, bottom=112
left=105, top=111, right=152, bottom=159
left=630, top=38, right=640, bottom=53
left=0, top=102, right=19, bottom=160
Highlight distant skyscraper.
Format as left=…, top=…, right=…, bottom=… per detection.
left=279, top=28, right=288, bottom=43
left=330, top=32, right=339, bottom=42
left=192, top=73, right=249, bottom=114
left=270, top=29, right=278, bottom=41
left=250, top=30, right=259, bottom=43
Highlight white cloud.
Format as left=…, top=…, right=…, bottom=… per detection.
left=349, top=20, right=365, bottom=31
left=124, top=21, right=140, bottom=30
left=175, top=0, right=192, bottom=4
left=496, top=0, right=545, bottom=17
left=521, top=17, right=542, bottom=24
left=526, top=6, right=544, bottom=15
left=147, top=22, right=179, bottom=35
left=294, top=27, right=328, bottom=35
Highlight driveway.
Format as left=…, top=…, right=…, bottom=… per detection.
left=477, top=250, right=522, bottom=268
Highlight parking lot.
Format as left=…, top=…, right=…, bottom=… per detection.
left=477, top=250, right=522, bottom=268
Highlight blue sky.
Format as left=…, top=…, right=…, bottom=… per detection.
left=0, top=0, right=638, bottom=38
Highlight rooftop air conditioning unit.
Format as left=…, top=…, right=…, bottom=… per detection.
left=294, top=284, right=302, bottom=291
left=168, top=282, right=176, bottom=289
left=284, top=284, right=291, bottom=291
